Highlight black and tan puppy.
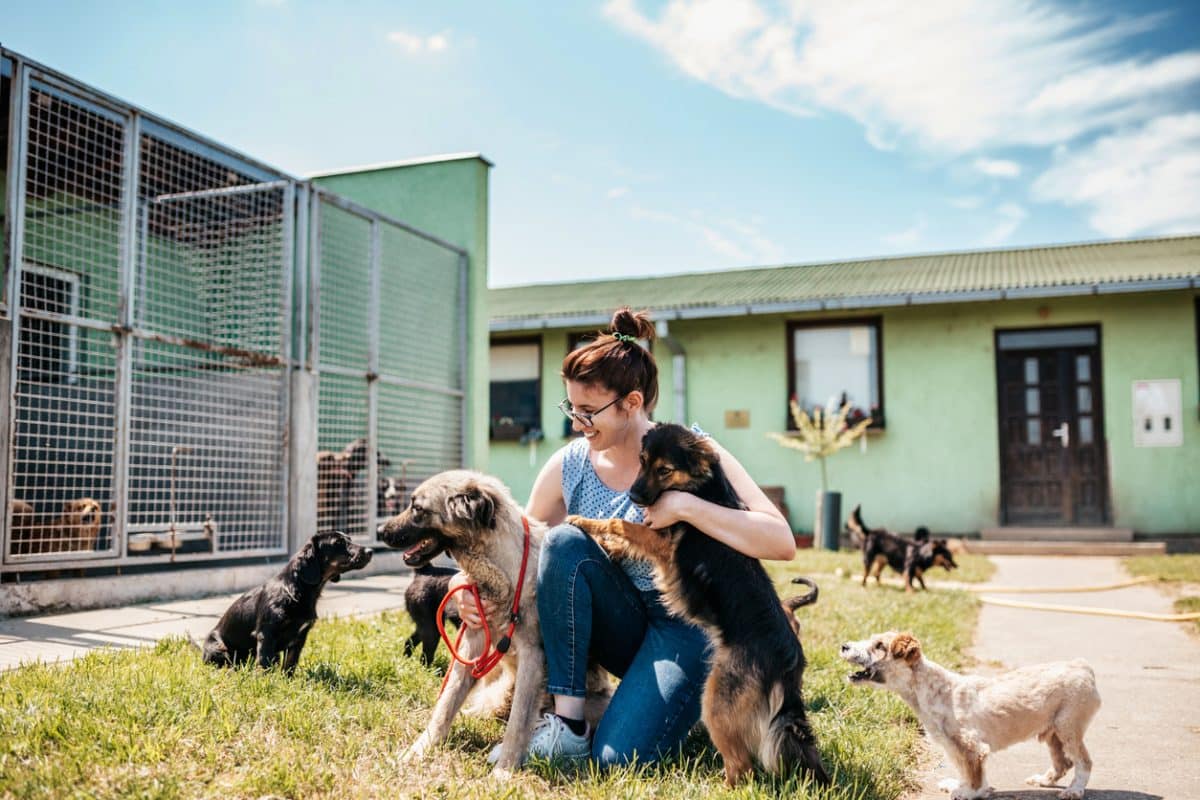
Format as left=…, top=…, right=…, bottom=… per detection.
left=404, top=564, right=461, bottom=666
left=202, top=531, right=372, bottom=672
left=847, top=504, right=956, bottom=592
left=567, top=423, right=829, bottom=787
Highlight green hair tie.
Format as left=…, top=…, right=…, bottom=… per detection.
left=612, top=332, right=638, bottom=344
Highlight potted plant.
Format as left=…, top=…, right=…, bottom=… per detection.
left=768, top=397, right=872, bottom=550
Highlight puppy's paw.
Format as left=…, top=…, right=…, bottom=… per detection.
left=1057, top=790, right=1084, bottom=800
left=398, top=736, right=429, bottom=764
left=950, top=786, right=992, bottom=800
left=490, top=766, right=516, bottom=781
left=1026, top=770, right=1059, bottom=787
left=938, top=778, right=960, bottom=793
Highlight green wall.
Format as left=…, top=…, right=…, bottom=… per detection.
left=491, top=290, right=1200, bottom=535
left=312, top=156, right=491, bottom=470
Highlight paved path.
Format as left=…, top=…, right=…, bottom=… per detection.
left=908, top=556, right=1200, bottom=800
left=0, top=572, right=413, bottom=672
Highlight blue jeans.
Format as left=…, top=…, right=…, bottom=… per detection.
left=537, top=523, right=711, bottom=768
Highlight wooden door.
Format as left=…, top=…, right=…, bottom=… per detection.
left=996, top=328, right=1108, bottom=525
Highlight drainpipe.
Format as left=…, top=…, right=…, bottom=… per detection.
left=655, top=320, right=686, bottom=424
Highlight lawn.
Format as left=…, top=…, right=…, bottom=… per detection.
left=1123, top=553, right=1200, bottom=584
left=0, top=558, right=985, bottom=800
left=1123, top=554, right=1200, bottom=632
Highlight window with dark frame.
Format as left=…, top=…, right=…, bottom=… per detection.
left=489, top=337, right=541, bottom=441
left=786, top=318, right=883, bottom=429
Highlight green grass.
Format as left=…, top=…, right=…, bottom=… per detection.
left=0, top=574, right=981, bottom=799
left=1123, top=555, right=1200, bottom=634
left=787, top=547, right=996, bottom=585
left=1123, top=554, right=1200, bottom=583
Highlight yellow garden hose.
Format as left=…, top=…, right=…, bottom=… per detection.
left=978, top=595, right=1200, bottom=622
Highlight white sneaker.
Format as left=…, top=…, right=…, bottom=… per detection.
left=486, top=713, right=591, bottom=766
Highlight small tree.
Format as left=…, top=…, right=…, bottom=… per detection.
left=768, top=398, right=872, bottom=494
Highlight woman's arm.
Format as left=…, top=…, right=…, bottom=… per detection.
left=641, top=440, right=796, bottom=561
left=525, top=445, right=568, bottom=527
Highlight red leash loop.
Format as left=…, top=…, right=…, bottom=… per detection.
left=436, top=517, right=531, bottom=695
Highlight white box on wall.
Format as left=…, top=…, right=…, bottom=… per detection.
left=1132, top=379, right=1183, bottom=447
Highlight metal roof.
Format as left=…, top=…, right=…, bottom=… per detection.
left=490, top=235, right=1200, bottom=331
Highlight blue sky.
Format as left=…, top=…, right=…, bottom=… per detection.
left=6, top=1, right=1200, bottom=287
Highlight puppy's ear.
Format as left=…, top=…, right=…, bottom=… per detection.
left=446, top=485, right=496, bottom=529
left=890, top=632, right=922, bottom=665
left=296, top=538, right=322, bottom=585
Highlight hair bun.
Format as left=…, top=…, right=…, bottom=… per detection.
left=610, top=307, right=656, bottom=343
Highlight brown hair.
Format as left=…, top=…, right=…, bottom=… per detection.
left=561, top=307, right=659, bottom=412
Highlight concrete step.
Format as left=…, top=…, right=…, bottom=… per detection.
left=980, top=526, right=1134, bottom=542
left=963, top=540, right=1165, bottom=556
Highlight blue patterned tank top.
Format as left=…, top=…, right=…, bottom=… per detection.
left=560, top=424, right=708, bottom=592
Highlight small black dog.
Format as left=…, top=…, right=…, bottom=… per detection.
left=567, top=424, right=829, bottom=786
left=846, top=504, right=956, bottom=592
left=403, top=563, right=461, bottom=666
left=201, top=531, right=373, bottom=671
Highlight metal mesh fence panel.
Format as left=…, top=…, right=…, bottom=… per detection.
left=9, top=322, right=116, bottom=556
left=5, top=58, right=291, bottom=566
left=316, top=372, right=369, bottom=537
left=314, top=193, right=465, bottom=539
left=21, top=81, right=124, bottom=325
left=127, top=339, right=285, bottom=555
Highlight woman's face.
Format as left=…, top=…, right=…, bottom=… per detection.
left=563, top=380, right=635, bottom=448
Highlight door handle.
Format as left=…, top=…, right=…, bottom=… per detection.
left=1051, top=422, right=1070, bottom=448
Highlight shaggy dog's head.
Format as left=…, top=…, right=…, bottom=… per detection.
left=839, top=631, right=923, bottom=686
left=628, top=424, right=719, bottom=507
left=376, top=470, right=510, bottom=568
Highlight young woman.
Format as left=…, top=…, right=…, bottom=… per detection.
left=458, top=307, right=795, bottom=767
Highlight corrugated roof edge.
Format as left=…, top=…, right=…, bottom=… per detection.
left=489, top=234, right=1200, bottom=331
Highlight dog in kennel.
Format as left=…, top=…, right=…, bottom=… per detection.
left=316, top=437, right=394, bottom=532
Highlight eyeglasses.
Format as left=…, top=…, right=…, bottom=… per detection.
left=557, top=395, right=624, bottom=428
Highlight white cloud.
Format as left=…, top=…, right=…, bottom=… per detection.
left=629, top=205, right=782, bottom=262
left=386, top=29, right=452, bottom=55
left=974, top=157, right=1022, bottom=178
left=1032, top=113, right=1200, bottom=237
left=883, top=216, right=927, bottom=248
left=950, top=195, right=984, bottom=210
left=606, top=0, right=1200, bottom=242
left=607, top=186, right=630, bottom=200
left=982, top=203, right=1028, bottom=246
left=604, top=1, right=1200, bottom=153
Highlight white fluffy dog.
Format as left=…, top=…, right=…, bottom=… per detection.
left=840, top=631, right=1100, bottom=800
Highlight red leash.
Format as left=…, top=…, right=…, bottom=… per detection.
left=436, top=516, right=531, bottom=695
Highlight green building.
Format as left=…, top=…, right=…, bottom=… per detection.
left=488, top=236, right=1200, bottom=544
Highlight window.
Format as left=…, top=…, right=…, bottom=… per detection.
left=787, top=318, right=883, bottom=428
left=19, top=263, right=81, bottom=383
left=489, top=338, right=541, bottom=441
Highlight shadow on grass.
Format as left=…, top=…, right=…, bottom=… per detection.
left=302, top=662, right=389, bottom=695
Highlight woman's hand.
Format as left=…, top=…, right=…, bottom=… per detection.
left=642, top=490, right=696, bottom=530
left=448, top=571, right=496, bottom=628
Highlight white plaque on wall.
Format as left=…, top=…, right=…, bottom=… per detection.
left=1132, top=379, right=1183, bottom=448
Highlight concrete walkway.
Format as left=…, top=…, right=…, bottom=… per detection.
left=908, top=556, right=1200, bottom=800
left=0, top=572, right=413, bottom=672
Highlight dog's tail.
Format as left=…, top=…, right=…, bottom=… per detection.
left=783, top=576, right=819, bottom=612
left=845, top=503, right=867, bottom=546
left=762, top=679, right=831, bottom=785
